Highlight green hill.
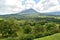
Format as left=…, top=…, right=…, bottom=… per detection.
left=34, top=33, right=60, bottom=40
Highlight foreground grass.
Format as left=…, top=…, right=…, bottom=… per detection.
left=34, top=33, right=60, bottom=40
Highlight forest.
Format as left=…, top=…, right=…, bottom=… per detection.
left=0, top=16, right=60, bottom=40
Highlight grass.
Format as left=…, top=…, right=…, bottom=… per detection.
left=34, top=33, right=60, bottom=40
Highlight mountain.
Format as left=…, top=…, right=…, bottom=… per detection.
left=20, top=8, right=38, bottom=14
left=0, top=8, right=60, bottom=16
left=47, top=12, right=60, bottom=15
left=0, top=8, right=40, bottom=19
left=20, top=8, right=60, bottom=16
left=0, top=8, right=60, bottom=19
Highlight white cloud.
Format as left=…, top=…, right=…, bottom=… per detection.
left=5, top=0, right=25, bottom=12
left=0, top=0, right=25, bottom=15
left=34, top=0, right=60, bottom=13
left=0, top=0, right=36, bottom=15
left=24, top=0, right=35, bottom=9
left=5, top=0, right=17, bottom=6
left=0, top=0, right=60, bottom=15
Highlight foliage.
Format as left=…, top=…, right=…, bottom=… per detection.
left=0, top=16, right=60, bottom=40
left=0, top=20, right=19, bottom=38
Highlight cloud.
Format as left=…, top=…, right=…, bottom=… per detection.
left=34, top=0, right=40, bottom=4
left=24, top=0, right=35, bottom=9
left=0, top=0, right=60, bottom=15
left=34, top=0, right=60, bottom=13
left=0, top=0, right=36, bottom=15
left=0, top=0, right=25, bottom=15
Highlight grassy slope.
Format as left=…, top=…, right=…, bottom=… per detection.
left=34, top=33, right=60, bottom=40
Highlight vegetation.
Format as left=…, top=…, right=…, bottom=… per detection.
left=0, top=16, right=60, bottom=40
left=34, top=33, right=60, bottom=40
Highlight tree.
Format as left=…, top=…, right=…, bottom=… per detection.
left=44, top=22, right=57, bottom=35
left=22, top=25, right=32, bottom=34
left=0, top=20, right=20, bottom=38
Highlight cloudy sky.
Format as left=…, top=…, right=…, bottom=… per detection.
left=0, top=0, right=60, bottom=15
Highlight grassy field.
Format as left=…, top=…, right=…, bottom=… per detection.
left=34, top=33, right=60, bottom=40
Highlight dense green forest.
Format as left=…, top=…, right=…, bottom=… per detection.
left=0, top=16, right=60, bottom=40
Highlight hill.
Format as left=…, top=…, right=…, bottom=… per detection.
left=34, top=33, right=60, bottom=40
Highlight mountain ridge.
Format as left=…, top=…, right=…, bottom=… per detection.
left=0, top=8, right=60, bottom=18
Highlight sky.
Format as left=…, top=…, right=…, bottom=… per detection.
left=0, top=0, right=60, bottom=15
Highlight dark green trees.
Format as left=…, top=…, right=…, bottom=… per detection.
left=0, top=18, right=60, bottom=40
left=0, top=20, right=19, bottom=38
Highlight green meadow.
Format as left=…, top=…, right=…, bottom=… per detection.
left=34, top=33, right=60, bottom=40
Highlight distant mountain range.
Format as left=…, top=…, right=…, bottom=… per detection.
left=0, top=8, right=60, bottom=15
left=19, top=8, right=60, bottom=15
left=0, top=8, right=60, bottom=18
left=0, top=9, right=40, bottom=19
left=46, top=12, right=60, bottom=15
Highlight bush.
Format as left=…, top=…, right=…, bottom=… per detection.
left=19, top=34, right=34, bottom=40
left=22, top=25, right=32, bottom=34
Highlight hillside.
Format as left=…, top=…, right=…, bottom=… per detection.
left=34, top=33, right=60, bottom=40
